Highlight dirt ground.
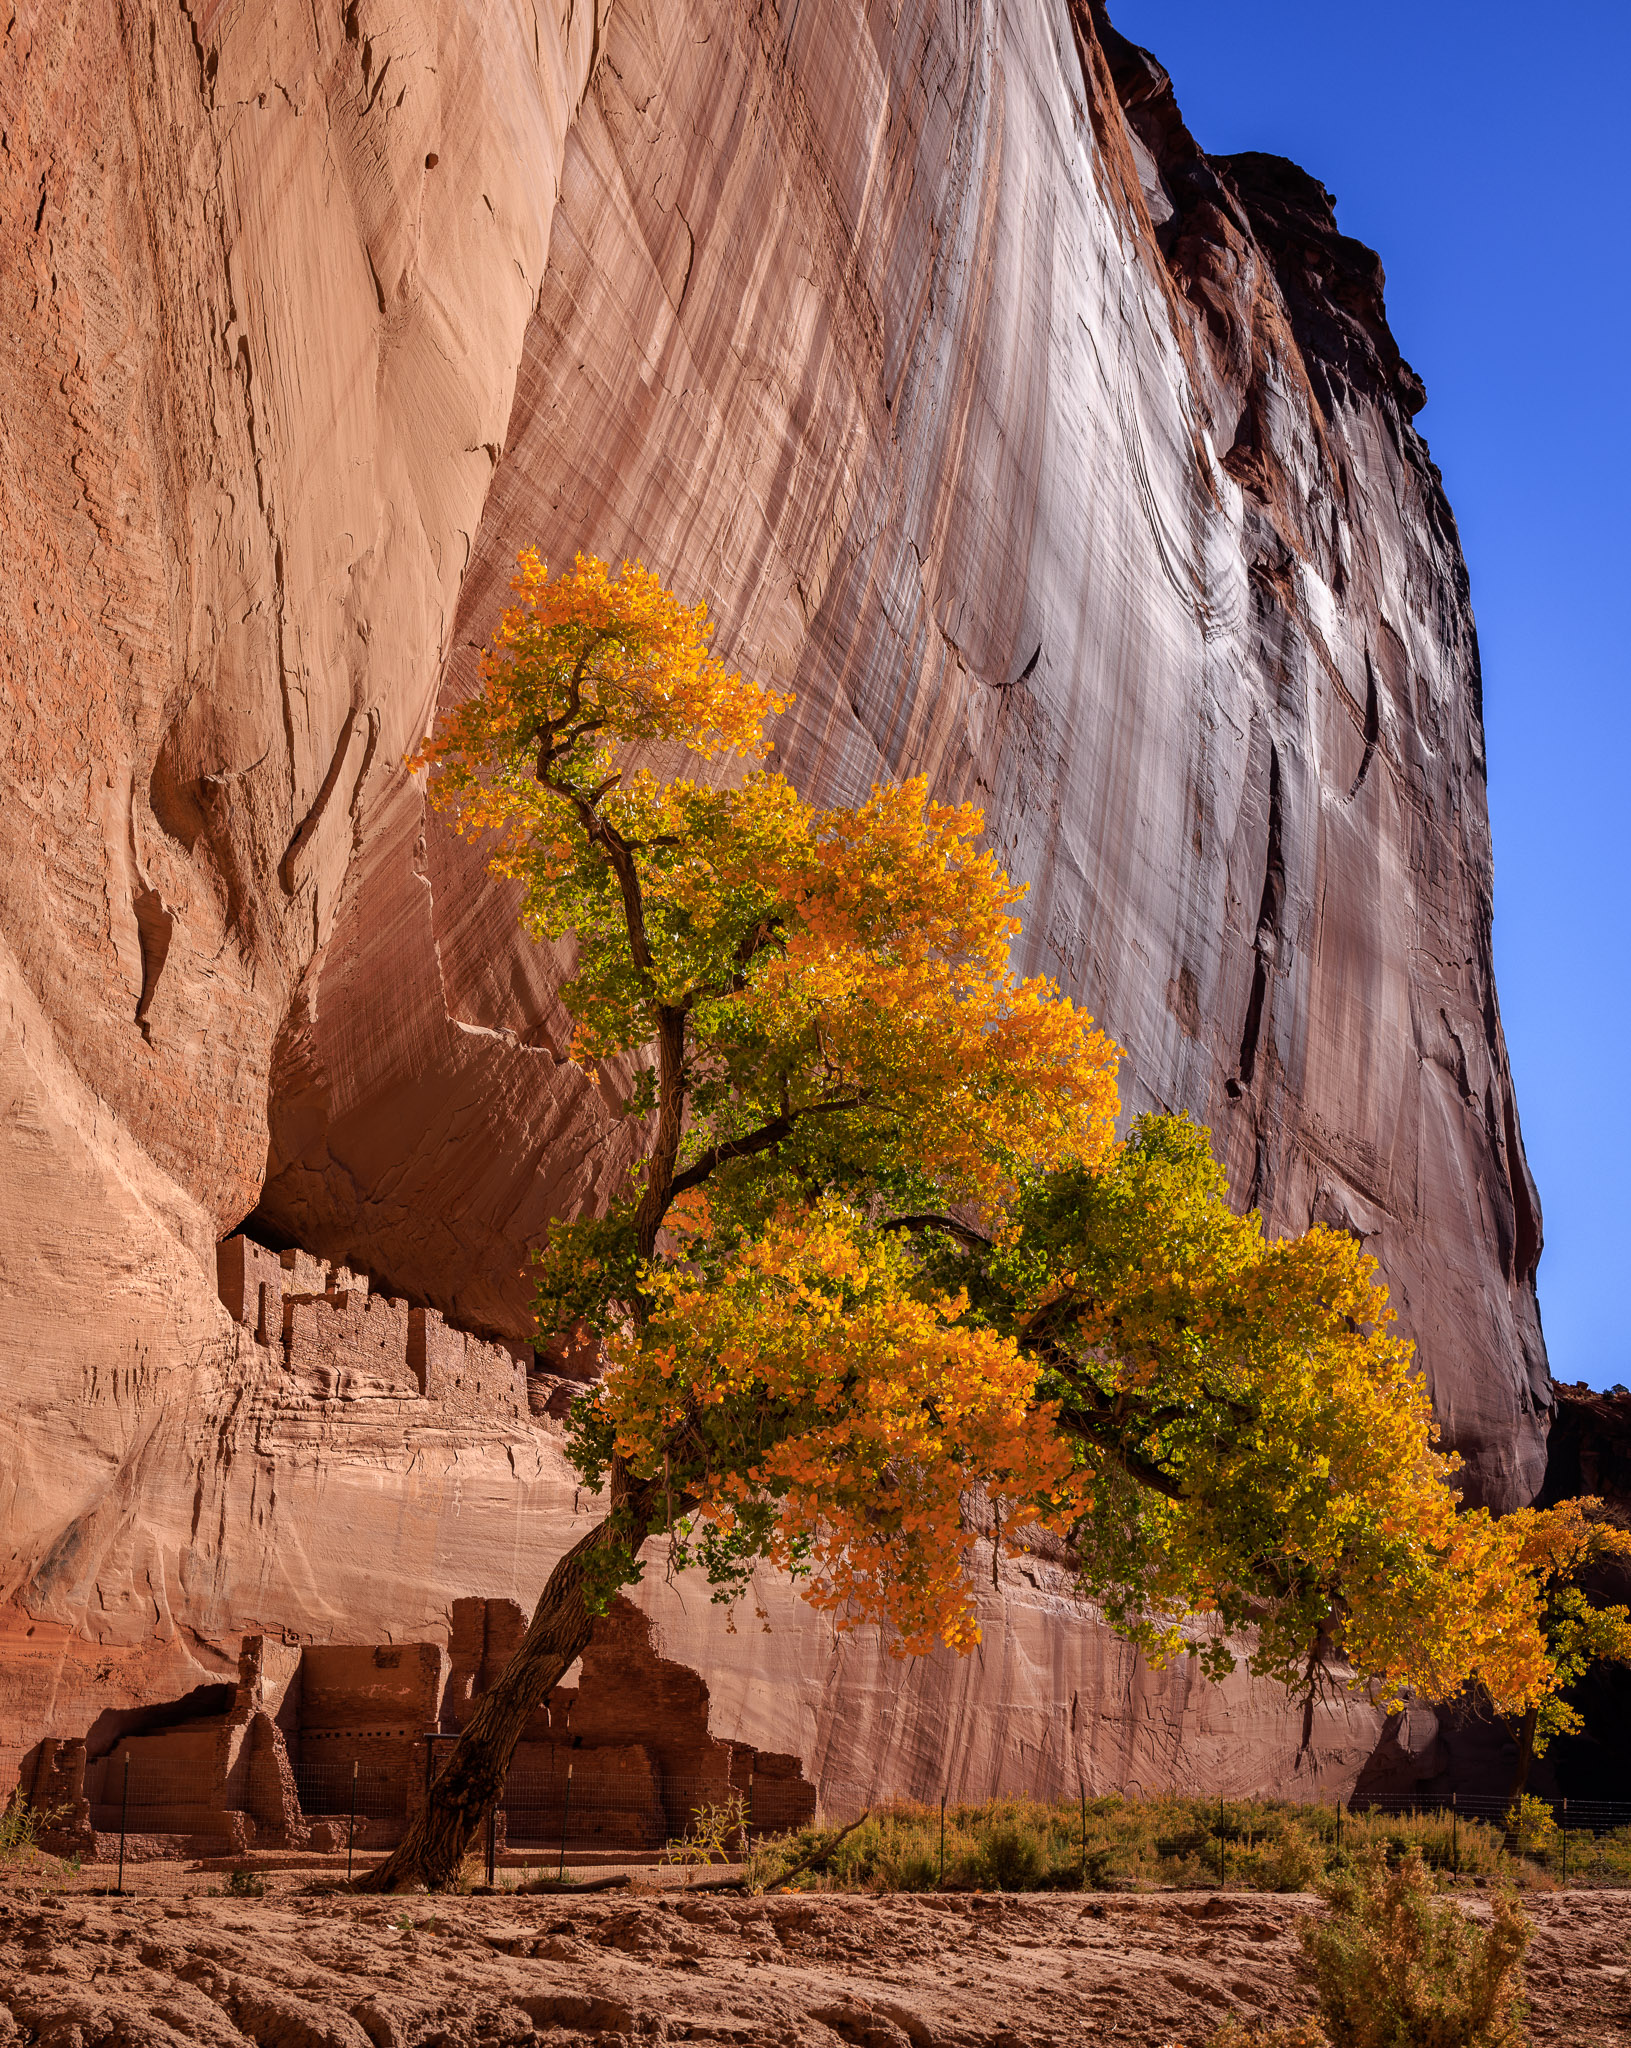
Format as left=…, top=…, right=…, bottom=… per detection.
left=0, top=1879, right=1626, bottom=2047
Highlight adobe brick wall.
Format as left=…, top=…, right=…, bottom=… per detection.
left=215, top=1234, right=527, bottom=1421
left=34, top=1599, right=816, bottom=1854
left=24, top=1244, right=816, bottom=1853
left=300, top=1643, right=445, bottom=1734
left=408, top=1306, right=526, bottom=1420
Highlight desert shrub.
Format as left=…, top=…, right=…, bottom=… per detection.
left=663, top=1793, right=750, bottom=1867
left=1503, top=1795, right=1556, bottom=1860
left=0, top=1799, right=45, bottom=1862
left=226, top=1865, right=267, bottom=1898
left=1203, top=2022, right=1327, bottom=2048
left=746, top=1797, right=1115, bottom=1893
left=1235, top=1820, right=1324, bottom=1894
left=1590, top=1824, right=1631, bottom=1880
left=969, top=1817, right=1047, bottom=1891
left=738, top=1793, right=1560, bottom=1899
left=752, top=1794, right=1349, bottom=1893
left=1300, top=1846, right=1530, bottom=2048
left=829, top=1811, right=945, bottom=1891
left=1341, top=1807, right=1508, bottom=1880
left=0, top=1797, right=71, bottom=1874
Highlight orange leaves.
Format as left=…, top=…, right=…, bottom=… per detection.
left=595, top=1205, right=1079, bottom=1654
left=416, top=549, right=789, bottom=785
left=427, top=551, right=1573, bottom=1723
left=1505, top=1496, right=1631, bottom=1581
left=416, top=555, right=1120, bottom=1222
left=709, top=776, right=1121, bottom=1207
left=1343, top=1483, right=1629, bottom=1721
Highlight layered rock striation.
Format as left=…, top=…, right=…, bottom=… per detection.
left=2, top=0, right=1546, bottom=1790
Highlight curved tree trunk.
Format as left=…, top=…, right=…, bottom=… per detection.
left=358, top=1472, right=657, bottom=1893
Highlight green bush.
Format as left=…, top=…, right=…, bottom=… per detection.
left=738, top=1793, right=1560, bottom=1898
left=748, top=1798, right=1109, bottom=1893
left=0, top=1797, right=69, bottom=1873
left=1235, top=1821, right=1324, bottom=1894
left=0, top=1799, right=44, bottom=1861
left=972, top=1818, right=1046, bottom=1891
left=663, top=1793, right=750, bottom=1867
left=1503, top=1795, right=1556, bottom=1860
left=1300, top=1846, right=1530, bottom=2048
left=1591, top=1824, right=1631, bottom=1880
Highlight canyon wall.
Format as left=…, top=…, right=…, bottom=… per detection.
left=1, top=0, right=1546, bottom=1787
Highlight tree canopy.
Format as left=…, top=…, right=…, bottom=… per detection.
left=1486, top=1498, right=1631, bottom=1798
left=374, top=550, right=1583, bottom=1890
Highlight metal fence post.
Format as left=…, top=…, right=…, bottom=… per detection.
left=1079, top=1781, right=1087, bottom=1886
left=1451, top=1793, right=1458, bottom=1875
left=1560, top=1800, right=1567, bottom=1886
left=939, top=1793, right=946, bottom=1888
left=116, top=1753, right=130, bottom=1896
left=486, top=1802, right=497, bottom=1887
left=1217, top=1797, right=1225, bottom=1888
left=347, top=1759, right=358, bottom=1884
left=558, top=1761, right=573, bottom=1883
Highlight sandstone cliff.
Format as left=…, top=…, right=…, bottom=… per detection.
left=1, top=0, right=1547, bottom=1790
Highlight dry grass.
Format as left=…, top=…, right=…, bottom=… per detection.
left=741, top=1792, right=1631, bottom=1896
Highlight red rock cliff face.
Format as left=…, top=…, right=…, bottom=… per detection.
left=266, top=0, right=1548, bottom=1499
left=0, top=1, right=1547, bottom=1780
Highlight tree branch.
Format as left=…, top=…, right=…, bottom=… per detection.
left=539, top=763, right=660, bottom=984
left=634, top=1006, right=688, bottom=1260
left=665, top=1094, right=868, bottom=1204
left=1053, top=1399, right=1192, bottom=1503
left=880, top=1212, right=994, bottom=1250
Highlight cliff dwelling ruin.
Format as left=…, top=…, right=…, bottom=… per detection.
left=11, top=1241, right=812, bottom=1861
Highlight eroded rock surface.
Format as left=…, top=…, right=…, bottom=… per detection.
left=0, top=1888, right=1625, bottom=2048
left=268, top=0, right=1546, bottom=1500
left=2, top=0, right=1547, bottom=1790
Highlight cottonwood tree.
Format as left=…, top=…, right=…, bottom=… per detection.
left=1483, top=1499, right=1631, bottom=1816
left=363, top=554, right=1561, bottom=1892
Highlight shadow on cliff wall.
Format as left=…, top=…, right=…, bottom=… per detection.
left=1351, top=1385, right=1631, bottom=1805
left=15, top=1681, right=238, bottom=1815
left=1535, top=1384, right=1631, bottom=1801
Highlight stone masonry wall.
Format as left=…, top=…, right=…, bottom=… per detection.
left=216, top=1235, right=528, bottom=1420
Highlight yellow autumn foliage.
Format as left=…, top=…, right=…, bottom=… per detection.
left=415, top=551, right=1571, bottom=1720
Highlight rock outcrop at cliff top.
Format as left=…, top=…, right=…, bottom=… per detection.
left=0, top=0, right=1548, bottom=1791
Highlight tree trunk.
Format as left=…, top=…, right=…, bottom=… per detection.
left=357, top=1473, right=656, bottom=1893
left=1500, top=1704, right=1539, bottom=1853
left=632, top=1009, right=686, bottom=1258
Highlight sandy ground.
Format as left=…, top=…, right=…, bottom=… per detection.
left=0, top=1881, right=1626, bottom=2047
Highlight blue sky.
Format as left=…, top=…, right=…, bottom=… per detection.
left=1105, top=0, right=1630, bottom=1394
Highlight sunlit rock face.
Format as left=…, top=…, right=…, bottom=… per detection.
left=0, top=0, right=1546, bottom=1789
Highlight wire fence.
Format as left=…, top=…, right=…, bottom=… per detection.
left=1356, top=1789, right=1631, bottom=1834
left=7, top=1748, right=813, bottom=1882
left=6, top=1745, right=1631, bottom=1894
left=291, top=1757, right=407, bottom=1828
